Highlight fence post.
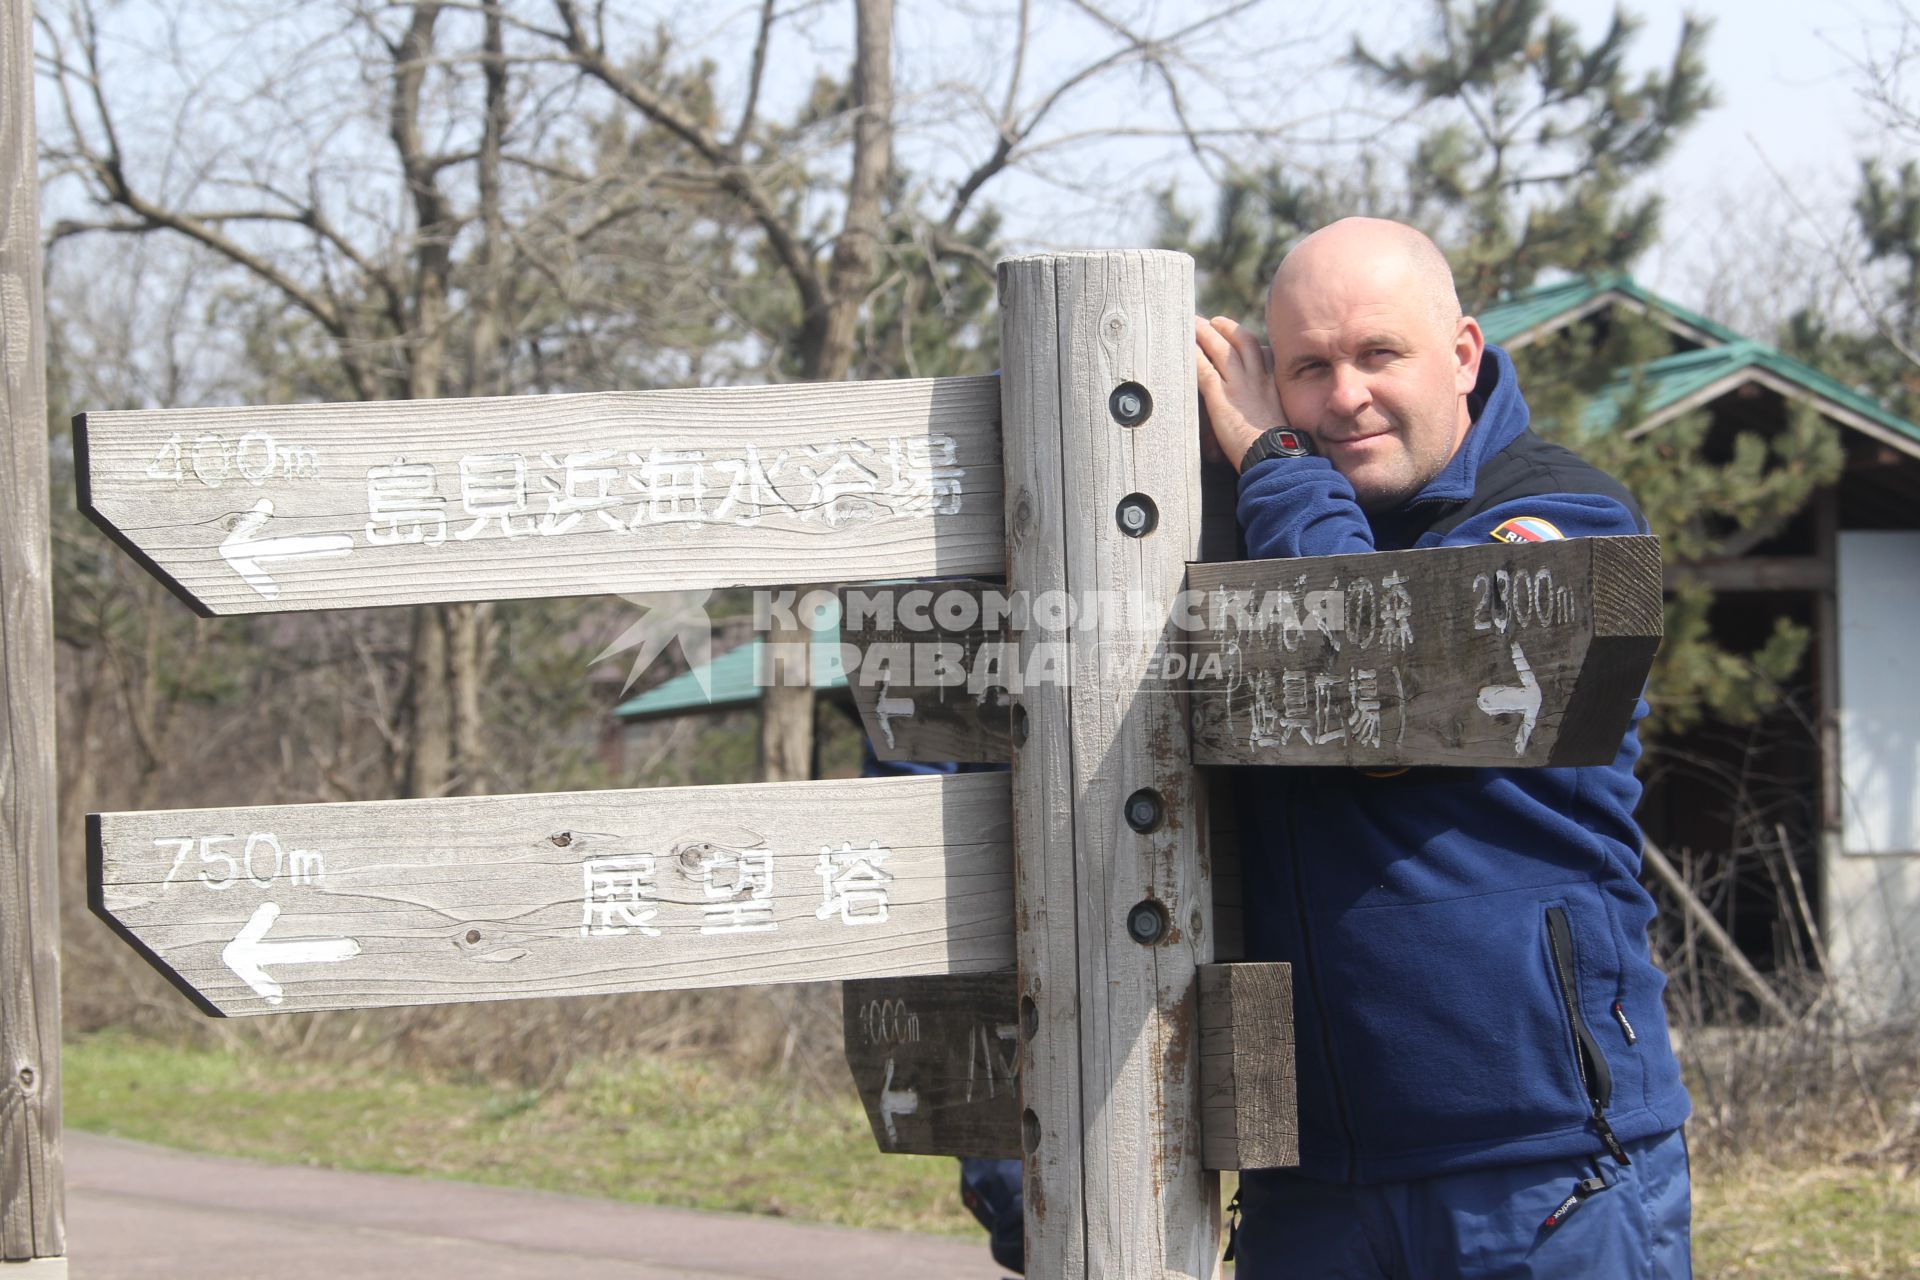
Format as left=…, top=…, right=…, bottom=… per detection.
left=999, top=250, right=1215, bottom=1277
left=1, top=0, right=67, bottom=1270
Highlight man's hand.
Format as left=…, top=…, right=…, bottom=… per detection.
left=1194, top=315, right=1286, bottom=472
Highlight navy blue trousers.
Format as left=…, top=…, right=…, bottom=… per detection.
left=1234, top=1128, right=1691, bottom=1279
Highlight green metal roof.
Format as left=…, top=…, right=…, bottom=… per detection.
left=1580, top=339, right=1920, bottom=448
left=612, top=627, right=848, bottom=721
left=1474, top=272, right=1920, bottom=450
left=1477, top=272, right=1744, bottom=349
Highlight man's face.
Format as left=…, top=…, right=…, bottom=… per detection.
left=1265, top=261, right=1482, bottom=511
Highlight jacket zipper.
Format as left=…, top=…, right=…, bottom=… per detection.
left=1544, top=905, right=1630, bottom=1166
left=1288, top=778, right=1359, bottom=1180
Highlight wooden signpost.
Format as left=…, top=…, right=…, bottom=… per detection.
left=77, top=376, right=1003, bottom=614
left=837, top=578, right=1015, bottom=764
left=842, top=968, right=1297, bottom=1172
left=90, top=774, right=1013, bottom=1017
left=68, top=247, right=1666, bottom=1279
left=842, top=536, right=1662, bottom=769
left=1185, top=536, right=1661, bottom=768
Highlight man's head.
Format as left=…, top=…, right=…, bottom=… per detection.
left=1264, top=217, right=1485, bottom=511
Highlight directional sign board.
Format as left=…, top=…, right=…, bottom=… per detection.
left=75, top=376, right=1004, bottom=614
left=838, top=579, right=1011, bottom=765
left=1187, top=535, right=1662, bottom=768
left=842, top=965, right=1296, bottom=1170
left=843, top=972, right=1024, bottom=1159
left=839, top=536, right=1662, bottom=770
left=90, top=774, right=1013, bottom=1016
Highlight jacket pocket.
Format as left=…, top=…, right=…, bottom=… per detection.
left=1545, top=905, right=1629, bottom=1163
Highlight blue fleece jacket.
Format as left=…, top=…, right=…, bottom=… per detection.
left=1234, top=345, right=1691, bottom=1184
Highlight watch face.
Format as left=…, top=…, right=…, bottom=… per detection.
left=1241, top=426, right=1316, bottom=470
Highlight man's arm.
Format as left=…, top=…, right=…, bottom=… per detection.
left=1194, top=313, right=1379, bottom=558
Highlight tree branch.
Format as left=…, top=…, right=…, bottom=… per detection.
left=730, top=0, right=778, bottom=156
left=545, top=0, right=825, bottom=317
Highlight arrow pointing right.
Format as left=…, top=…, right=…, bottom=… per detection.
left=1477, top=640, right=1542, bottom=756
left=220, top=498, right=353, bottom=600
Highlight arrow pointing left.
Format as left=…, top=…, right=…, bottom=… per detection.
left=220, top=498, right=353, bottom=600
left=878, top=1056, right=920, bottom=1146
left=222, top=902, right=361, bottom=1005
left=874, top=675, right=916, bottom=752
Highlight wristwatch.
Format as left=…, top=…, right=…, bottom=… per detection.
left=1239, top=426, right=1318, bottom=470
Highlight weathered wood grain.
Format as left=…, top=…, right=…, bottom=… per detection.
left=998, top=252, right=1087, bottom=1278
left=1198, top=963, right=1296, bottom=1171
left=843, top=964, right=1293, bottom=1171
left=840, top=538, right=1659, bottom=773
left=1000, top=250, right=1216, bottom=1277
left=0, top=0, right=66, bottom=1260
left=843, top=972, right=1023, bottom=1160
left=76, top=376, right=1005, bottom=615
left=91, top=774, right=1013, bottom=1017
left=1207, top=776, right=1244, bottom=964
left=1187, top=536, right=1661, bottom=769
left=838, top=580, right=1012, bottom=765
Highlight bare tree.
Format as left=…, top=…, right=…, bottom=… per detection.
left=38, top=0, right=607, bottom=797
left=522, top=0, right=1298, bottom=774
left=39, top=0, right=1313, bottom=786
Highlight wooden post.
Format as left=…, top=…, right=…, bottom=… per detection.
left=999, top=251, right=1214, bottom=1277
left=1, top=0, right=67, bottom=1267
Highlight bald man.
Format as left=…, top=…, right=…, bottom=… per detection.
left=1196, top=219, right=1693, bottom=1279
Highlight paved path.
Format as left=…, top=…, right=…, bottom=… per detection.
left=65, top=1131, right=1008, bottom=1279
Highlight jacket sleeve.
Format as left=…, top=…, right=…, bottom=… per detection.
left=1235, top=456, right=1376, bottom=559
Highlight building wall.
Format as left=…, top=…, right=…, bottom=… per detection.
left=1825, top=531, right=1920, bottom=1019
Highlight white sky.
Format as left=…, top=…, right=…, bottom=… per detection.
left=1563, top=0, right=1885, bottom=309
left=38, top=0, right=1901, bottom=349
left=939, top=0, right=1895, bottom=330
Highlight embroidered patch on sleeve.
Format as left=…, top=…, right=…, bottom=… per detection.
left=1490, top=516, right=1565, bottom=544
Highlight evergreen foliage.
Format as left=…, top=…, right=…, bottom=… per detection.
left=1155, top=165, right=1385, bottom=324
left=1351, top=0, right=1715, bottom=308
left=1783, top=159, right=1920, bottom=423
left=1165, top=0, right=1846, bottom=739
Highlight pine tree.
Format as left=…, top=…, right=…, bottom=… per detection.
left=1164, top=0, right=1845, bottom=738
left=1155, top=165, right=1382, bottom=324
left=1783, top=159, right=1920, bottom=423
left=1350, top=0, right=1714, bottom=309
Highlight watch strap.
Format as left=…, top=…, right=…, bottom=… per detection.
left=1240, top=426, right=1317, bottom=470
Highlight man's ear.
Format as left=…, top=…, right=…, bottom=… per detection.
left=1454, top=315, right=1486, bottom=393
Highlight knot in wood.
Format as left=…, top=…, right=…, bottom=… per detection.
left=16, top=1066, right=35, bottom=1091
left=549, top=831, right=572, bottom=847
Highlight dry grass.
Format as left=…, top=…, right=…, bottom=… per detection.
left=1694, top=1159, right=1920, bottom=1278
